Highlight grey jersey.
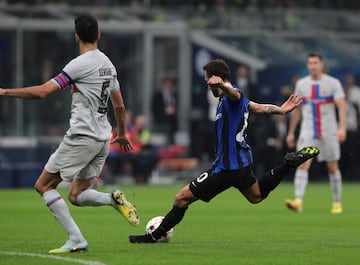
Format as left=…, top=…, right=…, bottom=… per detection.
left=295, top=74, right=344, bottom=139
left=52, top=49, right=119, bottom=141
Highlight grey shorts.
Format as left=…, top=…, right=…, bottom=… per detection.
left=297, top=137, right=340, bottom=162
left=45, top=134, right=109, bottom=182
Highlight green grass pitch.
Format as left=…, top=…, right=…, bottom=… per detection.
left=0, top=182, right=359, bottom=265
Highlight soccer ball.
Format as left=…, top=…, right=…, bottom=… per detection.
left=145, top=216, right=174, bottom=242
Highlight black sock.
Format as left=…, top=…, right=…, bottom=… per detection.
left=152, top=205, right=188, bottom=240
left=258, top=163, right=291, bottom=199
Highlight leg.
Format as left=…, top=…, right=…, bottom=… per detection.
left=69, top=177, right=112, bottom=207
left=174, top=184, right=199, bottom=207
left=129, top=184, right=197, bottom=243
left=34, top=169, right=62, bottom=195
left=74, top=139, right=139, bottom=225
left=326, top=161, right=343, bottom=214
left=285, top=161, right=311, bottom=213
left=285, top=159, right=312, bottom=213
left=68, top=178, right=92, bottom=205
left=241, top=181, right=263, bottom=204
left=41, top=135, right=136, bottom=252
left=294, top=160, right=312, bottom=202
left=151, top=185, right=197, bottom=238
left=257, top=147, right=318, bottom=201
left=284, top=147, right=319, bottom=213
left=34, top=170, right=87, bottom=253
left=74, top=178, right=139, bottom=226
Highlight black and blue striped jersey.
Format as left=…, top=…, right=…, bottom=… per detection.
left=212, top=88, right=253, bottom=173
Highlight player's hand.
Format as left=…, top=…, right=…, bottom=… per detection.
left=286, top=133, right=296, bottom=149
left=110, top=135, right=133, bottom=152
left=280, top=94, right=302, bottom=114
left=207, top=76, right=224, bottom=89
left=0, top=88, right=5, bottom=96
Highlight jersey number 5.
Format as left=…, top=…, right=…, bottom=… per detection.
left=98, top=80, right=110, bottom=114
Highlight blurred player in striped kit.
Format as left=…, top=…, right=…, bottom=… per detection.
left=285, top=53, right=346, bottom=214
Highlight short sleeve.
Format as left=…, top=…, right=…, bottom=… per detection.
left=62, top=58, right=83, bottom=81
left=110, top=78, right=120, bottom=93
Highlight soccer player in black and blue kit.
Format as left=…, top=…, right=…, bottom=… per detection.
left=129, top=59, right=319, bottom=243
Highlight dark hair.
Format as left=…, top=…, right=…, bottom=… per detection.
left=75, top=14, right=99, bottom=44
left=203, top=59, right=230, bottom=81
left=307, top=52, right=323, bottom=61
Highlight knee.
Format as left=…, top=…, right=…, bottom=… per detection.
left=68, top=193, right=79, bottom=206
left=174, top=191, right=192, bottom=208
left=174, top=193, right=187, bottom=208
left=33, top=171, right=61, bottom=196
left=248, top=197, right=263, bottom=204
left=242, top=184, right=264, bottom=204
left=34, top=181, right=41, bottom=194
left=34, top=180, right=46, bottom=195
left=246, top=194, right=263, bottom=204
left=328, top=169, right=338, bottom=175
left=326, top=163, right=339, bottom=174
left=173, top=185, right=197, bottom=208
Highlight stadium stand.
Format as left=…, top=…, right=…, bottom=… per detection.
left=1, top=1, right=360, bottom=186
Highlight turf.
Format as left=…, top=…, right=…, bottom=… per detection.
left=0, top=182, right=359, bottom=265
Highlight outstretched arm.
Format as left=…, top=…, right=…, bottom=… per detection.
left=249, top=94, right=302, bottom=115
left=0, top=80, right=59, bottom=99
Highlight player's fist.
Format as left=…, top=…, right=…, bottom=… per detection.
left=207, top=76, right=224, bottom=88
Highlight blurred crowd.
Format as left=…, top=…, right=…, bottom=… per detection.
left=105, top=113, right=159, bottom=185
left=1, top=1, right=359, bottom=185
left=6, top=0, right=360, bottom=9
left=103, top=64, right=360, bottom=184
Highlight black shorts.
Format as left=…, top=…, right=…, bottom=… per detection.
left=189, top=166, right=257, bottom=202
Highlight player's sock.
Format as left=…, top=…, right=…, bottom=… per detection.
left=43, top=189, right=85, bottom=243
left=258, top=163, right=290, bottom=198
left=77, top=189, right=113, bottom=206
left=329, top=171, right=342, bottom=204
left=294, top=169, right=308, bottom=201
left=151, top=205, right=187, bottom=240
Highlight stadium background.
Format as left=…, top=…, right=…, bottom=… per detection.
left=0, top=0, right=359, bottom=188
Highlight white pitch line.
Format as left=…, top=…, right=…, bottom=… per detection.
left=0, top=251, right=107, bottom=265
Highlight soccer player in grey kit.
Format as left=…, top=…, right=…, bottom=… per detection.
left=0, top=14, right=139, bottom=253
left=285, top=53, right=346, bottom=214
